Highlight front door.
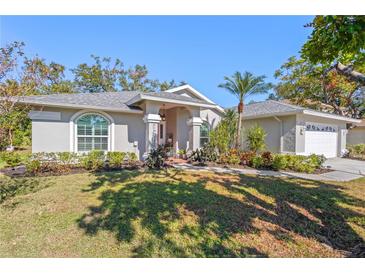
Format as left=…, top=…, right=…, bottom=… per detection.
left=159, top=121, right=166, bottom=145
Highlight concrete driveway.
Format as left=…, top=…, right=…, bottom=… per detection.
left=324, top=158, right=365, bottom=175
left=322, top=158, right=365, bottom=181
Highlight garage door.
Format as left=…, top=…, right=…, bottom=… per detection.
left=304, top=123, right=338, bottom=158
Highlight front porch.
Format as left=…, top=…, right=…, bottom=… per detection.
left=143, top=102, right=203, bottom=159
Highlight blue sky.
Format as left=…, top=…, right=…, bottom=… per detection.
left=0, top=16, right=313, bottom=107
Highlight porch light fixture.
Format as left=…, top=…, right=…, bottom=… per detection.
left=160, top=105, right=166, bottom=121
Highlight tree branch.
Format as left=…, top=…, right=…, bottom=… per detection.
left=334, top=63, right=365, bottom=85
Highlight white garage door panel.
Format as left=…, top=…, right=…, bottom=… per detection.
left=305, top=131, right=337, bottom=158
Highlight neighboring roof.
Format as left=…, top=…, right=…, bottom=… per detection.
left=12, top=86, right=221, bottom=113
left=233, top=100, right=360, bottom=123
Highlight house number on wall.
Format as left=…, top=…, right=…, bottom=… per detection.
left=305, top=123, right=337, bottom=132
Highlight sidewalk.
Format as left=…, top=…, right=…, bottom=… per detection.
left=172, top=163, right=364, bottom=182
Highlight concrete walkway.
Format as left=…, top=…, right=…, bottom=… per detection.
left=172, top=163, right=364, bottom=182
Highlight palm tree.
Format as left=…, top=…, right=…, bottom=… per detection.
left=218, top=71, right=272, bottom=148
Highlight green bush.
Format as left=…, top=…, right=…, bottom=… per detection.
left=209, top=109, right=237, bottom=153
left=239, top=151, right=256, bottom=166
left=219, top=149, right=240, bottom=165
left=80, top=150, right=105, bottom=171
left=0, top=151, right=24, bottom=167
left=58, top=152, right=78, bottom=165
left=307, top=154, right=326, bottom=169
left=272, top=154, right=288, bottom=171
left=348, top=144, right=365, bottom=159
left=190, top=143, right=219, bottom=165
left=251, top=155, right=264, bottom=168
left=107, top=151, right=126, bottom=169
left=261, top=151, right=273, bottom=168
left=126, top=152, right=138, bottom=165
left=25, top=160, right=41, bottom=174
left=246, top=125, right=266, bottom=152
left=146, top=145, right=168, bottom=169
left=283, top=154, right=323, bottom=173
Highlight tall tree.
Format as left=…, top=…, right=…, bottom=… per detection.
left=274, top=56, right=364, bottom=118
left=72, top=55, right=124, bottom=93
left=0, top=41, right=71, bottom=149
left=274, top=16, right=365, bottom=119
left=159, top=80, right=187, bottom=91
left=302, top=16, right=365, bottom=84
left=72, top=55, right=184, bottom=93
left=218, top=71, right=272, bottom=148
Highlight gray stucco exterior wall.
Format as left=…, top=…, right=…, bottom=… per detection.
left=30, top=104, right=223, bottom=159
left=347, top=128, right=365, bottom=145
left=241, top=115, right=296, bottom=153
left=200, top=108, right=221, bottom=129
left=31, top=106, right=145, bottom=159
left=32, top=120, right=70, bottom=153
left=241, top=113, right=349, bottom=157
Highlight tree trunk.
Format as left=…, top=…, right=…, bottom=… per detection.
left=334, top=63, right=365, bottom=85
left=236, top=102, right=243, bottom=149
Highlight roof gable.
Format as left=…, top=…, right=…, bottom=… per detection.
left=163, top=85, right=225, bottom=113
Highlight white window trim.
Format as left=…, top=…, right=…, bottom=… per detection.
left=200, top=120, right=210, bottom=147
left=69, top=110, right=115, bottom=153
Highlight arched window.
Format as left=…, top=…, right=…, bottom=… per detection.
left=76, top=114, right=109, bottom=151
left=200, top=121, right=210, bottom=147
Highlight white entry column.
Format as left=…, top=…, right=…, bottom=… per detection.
left=187, top=117, right=203, bottom=151
left=143, top=114, right=161, bottom=159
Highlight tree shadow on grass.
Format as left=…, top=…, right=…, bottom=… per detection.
left=198, top=173, right=365, bottom=256
left=78, top=170, right=365, bottom=257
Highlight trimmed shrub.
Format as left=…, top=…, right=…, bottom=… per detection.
left=146, top=145, right=168, bottom=169
left=107, top=151, right=126, bottom=169
left=58, top=152, right=78, bottom=165
left=25, top=160, right=41, bottom=174
left=0, top=152, right=22, bottom=167
left=239, top=151, right=256, bottom=166
left=348, top=144, right=365, bottom=159
left=272, top=154, right=288, bottom=171
left=246, top=125, right=266, bottom=153
left=219, top=148, right=240, bottom=165
left=80, top=150, right=105, bottom=171
left=261, top=151, right=273, bottom=168
left=251, top=155, right=264, bottom=169
left=126, top=152, right=138, bottom=165
left=283, top=154, right=323, bottom=173
left=307, top=154, right=326, bottom=169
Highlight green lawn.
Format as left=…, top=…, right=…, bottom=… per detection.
left=0, top=169, right=364, bottom=257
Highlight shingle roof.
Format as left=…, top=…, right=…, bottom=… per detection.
left=15, top=90, right=213, bottom=112
left=242, top=100, right=305, bottom=118
left=17, top=91, right=141, bottom=112
left=228, top=100, right=360, bottom=123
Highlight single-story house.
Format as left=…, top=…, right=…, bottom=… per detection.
left=240, top=100, right=361, bottom=158
left=17, top=85, right=224, bottom=159
left=12, top=86, right=361, bottom=159
left=347, top=119, right=365, bottom=145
